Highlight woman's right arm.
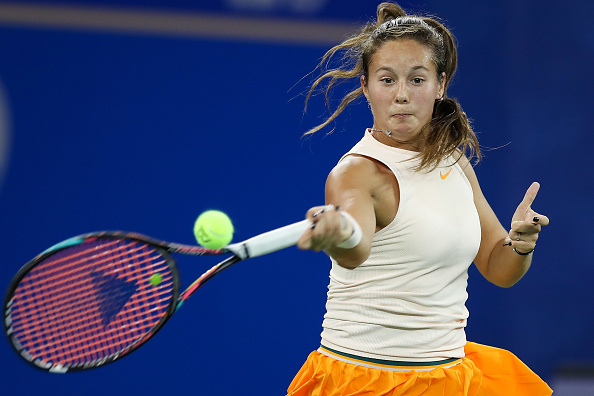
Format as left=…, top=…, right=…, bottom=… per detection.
left=297, top=155, right=381, bottom=269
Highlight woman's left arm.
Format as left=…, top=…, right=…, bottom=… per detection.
left=463, top=162, right=550, bottom=288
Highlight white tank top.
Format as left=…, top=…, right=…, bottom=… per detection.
left=321, top=130, right=481, bottom=362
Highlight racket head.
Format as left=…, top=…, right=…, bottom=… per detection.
left=3, top=232, right=181, bottom=373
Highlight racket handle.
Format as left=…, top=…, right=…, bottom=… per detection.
left=227, top=219, right=311, bottom=259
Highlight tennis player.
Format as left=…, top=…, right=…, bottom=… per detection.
left=289, top=2, right=552, bottom=395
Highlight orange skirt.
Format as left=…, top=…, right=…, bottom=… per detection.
left=287, top=342, right=552, bottom=395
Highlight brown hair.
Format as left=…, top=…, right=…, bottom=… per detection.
left=303, top=2, right=481, bottom=171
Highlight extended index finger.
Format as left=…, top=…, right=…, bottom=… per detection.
left=519, top=182, right=541, bottom=210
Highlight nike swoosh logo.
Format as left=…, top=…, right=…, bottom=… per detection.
left=440, top=169, right=452, bottom=180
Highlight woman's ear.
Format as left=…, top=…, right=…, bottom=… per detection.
left=437, top=72, right=446, bottom=99
left=361, top=75, right=369, bottom=100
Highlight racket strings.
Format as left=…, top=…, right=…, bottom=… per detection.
left=12, top=242, right=148, bottom=325
left=7, top=238, right=176, bottom=367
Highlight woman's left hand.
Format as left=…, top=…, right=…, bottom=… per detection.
left=506, top=182, right=550, bottom=254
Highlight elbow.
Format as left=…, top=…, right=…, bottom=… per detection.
left=330, top=246, right=370, bottom=270
left=480, top=260, right=529, bottom=289
left=494, top=280, right=517, bottom=289
left=491, top=276, right=522, bottom=288
left=335, top=258, right=364, bottom=270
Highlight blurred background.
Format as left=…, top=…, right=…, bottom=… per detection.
left=0, top=1, right=592, bottom=394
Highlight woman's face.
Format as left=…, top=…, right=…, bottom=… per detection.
left=362, top=39, right=445, bottom=150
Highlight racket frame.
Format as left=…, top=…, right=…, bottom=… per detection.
left=2, top=232, right=211, bottom=373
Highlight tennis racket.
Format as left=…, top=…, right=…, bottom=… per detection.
left=3, top=219, right=310, bottom=373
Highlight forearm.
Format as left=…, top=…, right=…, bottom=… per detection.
left=483, top=238, right=532, bottom=288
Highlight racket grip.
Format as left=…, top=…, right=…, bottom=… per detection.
left=227, top=219, right=311, bottom=259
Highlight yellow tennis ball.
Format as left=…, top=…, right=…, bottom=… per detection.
left=149, top=273, right=162, bottom=286
left=193, top=210, right=234, bottom=249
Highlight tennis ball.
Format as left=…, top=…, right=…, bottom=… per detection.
left=193, top=210, right=234, bottom=249
left=149, top=273, right=162, bottom=286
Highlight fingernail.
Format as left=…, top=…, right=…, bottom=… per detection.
left=533, top=217, right=540, bottom=223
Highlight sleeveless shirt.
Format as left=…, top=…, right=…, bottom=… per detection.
left=320, top=130, right=481, bottom=362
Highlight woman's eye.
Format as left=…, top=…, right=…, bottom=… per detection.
left=412, top=77, right=425, bottom=84
left=381, top=77, right=394, bottom=84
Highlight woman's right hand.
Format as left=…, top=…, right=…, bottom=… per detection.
left=297, top=205, right=353, bottom=252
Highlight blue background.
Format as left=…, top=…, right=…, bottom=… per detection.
left=0, top=0, right=592, bottom=394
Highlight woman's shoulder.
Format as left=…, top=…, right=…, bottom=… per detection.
left=328, top=153, right=396, bottom=192
left=333, top=153, right=383, bottom=176
left=454, top=152, right=478, bottom=183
